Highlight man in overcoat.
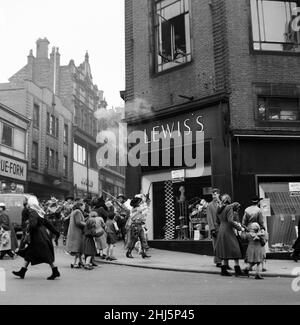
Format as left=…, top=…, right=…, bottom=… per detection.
left=206, top=188, right=222, bottom=267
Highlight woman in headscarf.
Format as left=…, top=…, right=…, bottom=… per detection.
left=12, top=196, right=60, bottom=280
left=66, top=200, right=86, bottom=268
left=0, top=202, right=18, bottom=259
left=215, top=194, right=245, bottom=277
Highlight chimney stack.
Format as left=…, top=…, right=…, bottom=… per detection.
left=36, top=37, right=50, bottom=59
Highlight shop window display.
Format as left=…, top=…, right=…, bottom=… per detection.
left=259, top=182, right=300, bottom=252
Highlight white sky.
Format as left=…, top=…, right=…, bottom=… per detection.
left=0, top=0, right=125, bottom=108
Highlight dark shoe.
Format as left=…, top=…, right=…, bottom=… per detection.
left=291, top=253, right=298, bottom=262
left=106, top=256, right=112, bottom=261
left=91, top=261, right=98, bottom=267
left=234, top=265, right=244, bottom=277
left=262, top=268, right=267, bottom=272
left=255, top=274, right=264, bottom=280
left=47, top=267, right=60, bottom=280
left=141, top=252, right=151, bottom=259
left=71, top=264, right=81, bottom=269
left=226, top=265, right=233, bottom=271
left=109, top=256, right=117, bottom=261
left=216, top=263, right=222, bottom=268
left=12, top=267, right=27, bottom=279
left=126, top=251, right=134, bottom=259
left=7, top=251, right=15, bottom=259
left=243, top=268, right=250, bottom=277
left=221, top=265, right=232, bottom=277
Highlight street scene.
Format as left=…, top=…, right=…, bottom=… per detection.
left=1, top=0, right=300, bottom=307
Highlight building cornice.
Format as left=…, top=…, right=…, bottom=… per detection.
left=0, top=102, right=30, bottom=125
left=125, top=92, right=229, bottom=125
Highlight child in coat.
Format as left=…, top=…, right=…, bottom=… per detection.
left=243, top=222, right=268, bottom=280
left=82, top=212, right=102, bottom=270
left=105, top=212, right=119, bottom=261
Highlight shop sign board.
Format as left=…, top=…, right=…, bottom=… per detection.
left=0, top=155, right=27, bottom=182
left=289, top=183, right=300, bottom=197
left=171, top=169, right=185, bottom=183
left=261, top=198, right=271, bottom=217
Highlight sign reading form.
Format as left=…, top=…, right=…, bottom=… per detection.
left=0, top=155, right=27, bottom=181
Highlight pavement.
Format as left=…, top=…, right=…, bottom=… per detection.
left=95, top=242, right=300, bottom=278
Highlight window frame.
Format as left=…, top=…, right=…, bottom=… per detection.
left=1, top=122, right=13, bottom=148
left=33, top=103, right=40, bottom=129
left=256, top=95, right=300, bottom=122
left=153, top=0, right=193, bottom=74
left=63, top=155, right=68, bottom=177
left=47, top=112, right=59, bottom=138
left=73, top=142, right=87, bottom=166
left=64, top=123, right=69, bottom=144
left=249, top=0, right=300, bottom=55
left=31, top=142, right=39, bottom=169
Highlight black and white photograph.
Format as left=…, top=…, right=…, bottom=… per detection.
left=0, top=0, right=300, bottom=310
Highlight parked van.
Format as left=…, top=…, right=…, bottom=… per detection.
left=0, top=193, right=37, bottom=235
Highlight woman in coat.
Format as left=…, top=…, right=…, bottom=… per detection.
left=66, top=200, right=86, bottom=268
left=215, top=194, right=245, bottom=277
left=0, top=202, right=18, bottom=259
left=12, top=197, right=60, bottom=280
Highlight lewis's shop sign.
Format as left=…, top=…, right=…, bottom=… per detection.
left=0, top=155, right=27, bottom=181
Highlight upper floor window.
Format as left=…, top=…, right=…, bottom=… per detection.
left=1, top=123, right=13, bottom=147
left=0, top=122, right=25, bottom=153
left=155, top=0, right=192, bottom=72
left=251, top=0, right=300, bottom=52
left=74, top=142, right=87, bottom=165
left=64, top=124, right=69, bottom=144
left=257, top=96, right=300, bottom=121
left=32, top=142, right=39, bottom=169
left=33, top=104, right=40, bottom=129
left=47, top=112, right=59, bottom=137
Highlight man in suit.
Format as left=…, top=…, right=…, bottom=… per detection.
left=206, top=188, right=222, bottom=267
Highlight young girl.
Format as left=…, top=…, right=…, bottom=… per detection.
left=105, top=212, right=119, bottom=261
left=243, top=222, right=268, bottom=280
left=82, top=212, right=102, bottom=270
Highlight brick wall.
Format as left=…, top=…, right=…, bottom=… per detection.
left=125, top=0, right=300, bottom=133
left=225, top=0, right=300, bottom=131
left=125, top=0, right=218, bottom=113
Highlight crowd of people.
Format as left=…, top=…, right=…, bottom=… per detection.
left=1, top=188, right=300, bottom=281
left=206, top=189, right=271, bottom=280
left=1, top=192, right=151, bottom=280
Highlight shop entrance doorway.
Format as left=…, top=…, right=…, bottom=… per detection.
left=152, top=176, right=212, bottom=240
left=259, top=181, right=300, bottom=253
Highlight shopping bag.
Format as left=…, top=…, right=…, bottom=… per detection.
left=0, top=230, right=11, bottom=251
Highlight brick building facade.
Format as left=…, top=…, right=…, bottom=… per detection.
left=0, top=37, right=125, bottom=200
left=0, top=43, right=74, bottom=199
left=124, top=0, right=300, bottom=255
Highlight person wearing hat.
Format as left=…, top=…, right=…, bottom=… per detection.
left=61, top=196, right=74, bottom=245
left=12, top=196, right=61, bottom=280
left=46, top=197, right=63, bottom=246
left=125, top=196, right=150, bottom=259
left=66, top=199, right=86, bottom=268
left=114, top=194, right=130, bottom=243
left=242, top=196, right=266, bottom=271
left=242, top=197, right=265, bottom=231
left=0, top=202, right=18, bottom=259
left=206, top=188, right=222, bottom=268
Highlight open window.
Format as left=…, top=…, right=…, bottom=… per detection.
left=155, top=0, right=192, bottom=72
left=257, top=97, right=300, bottom=121
left=250, top=0, right=300, bottom=52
